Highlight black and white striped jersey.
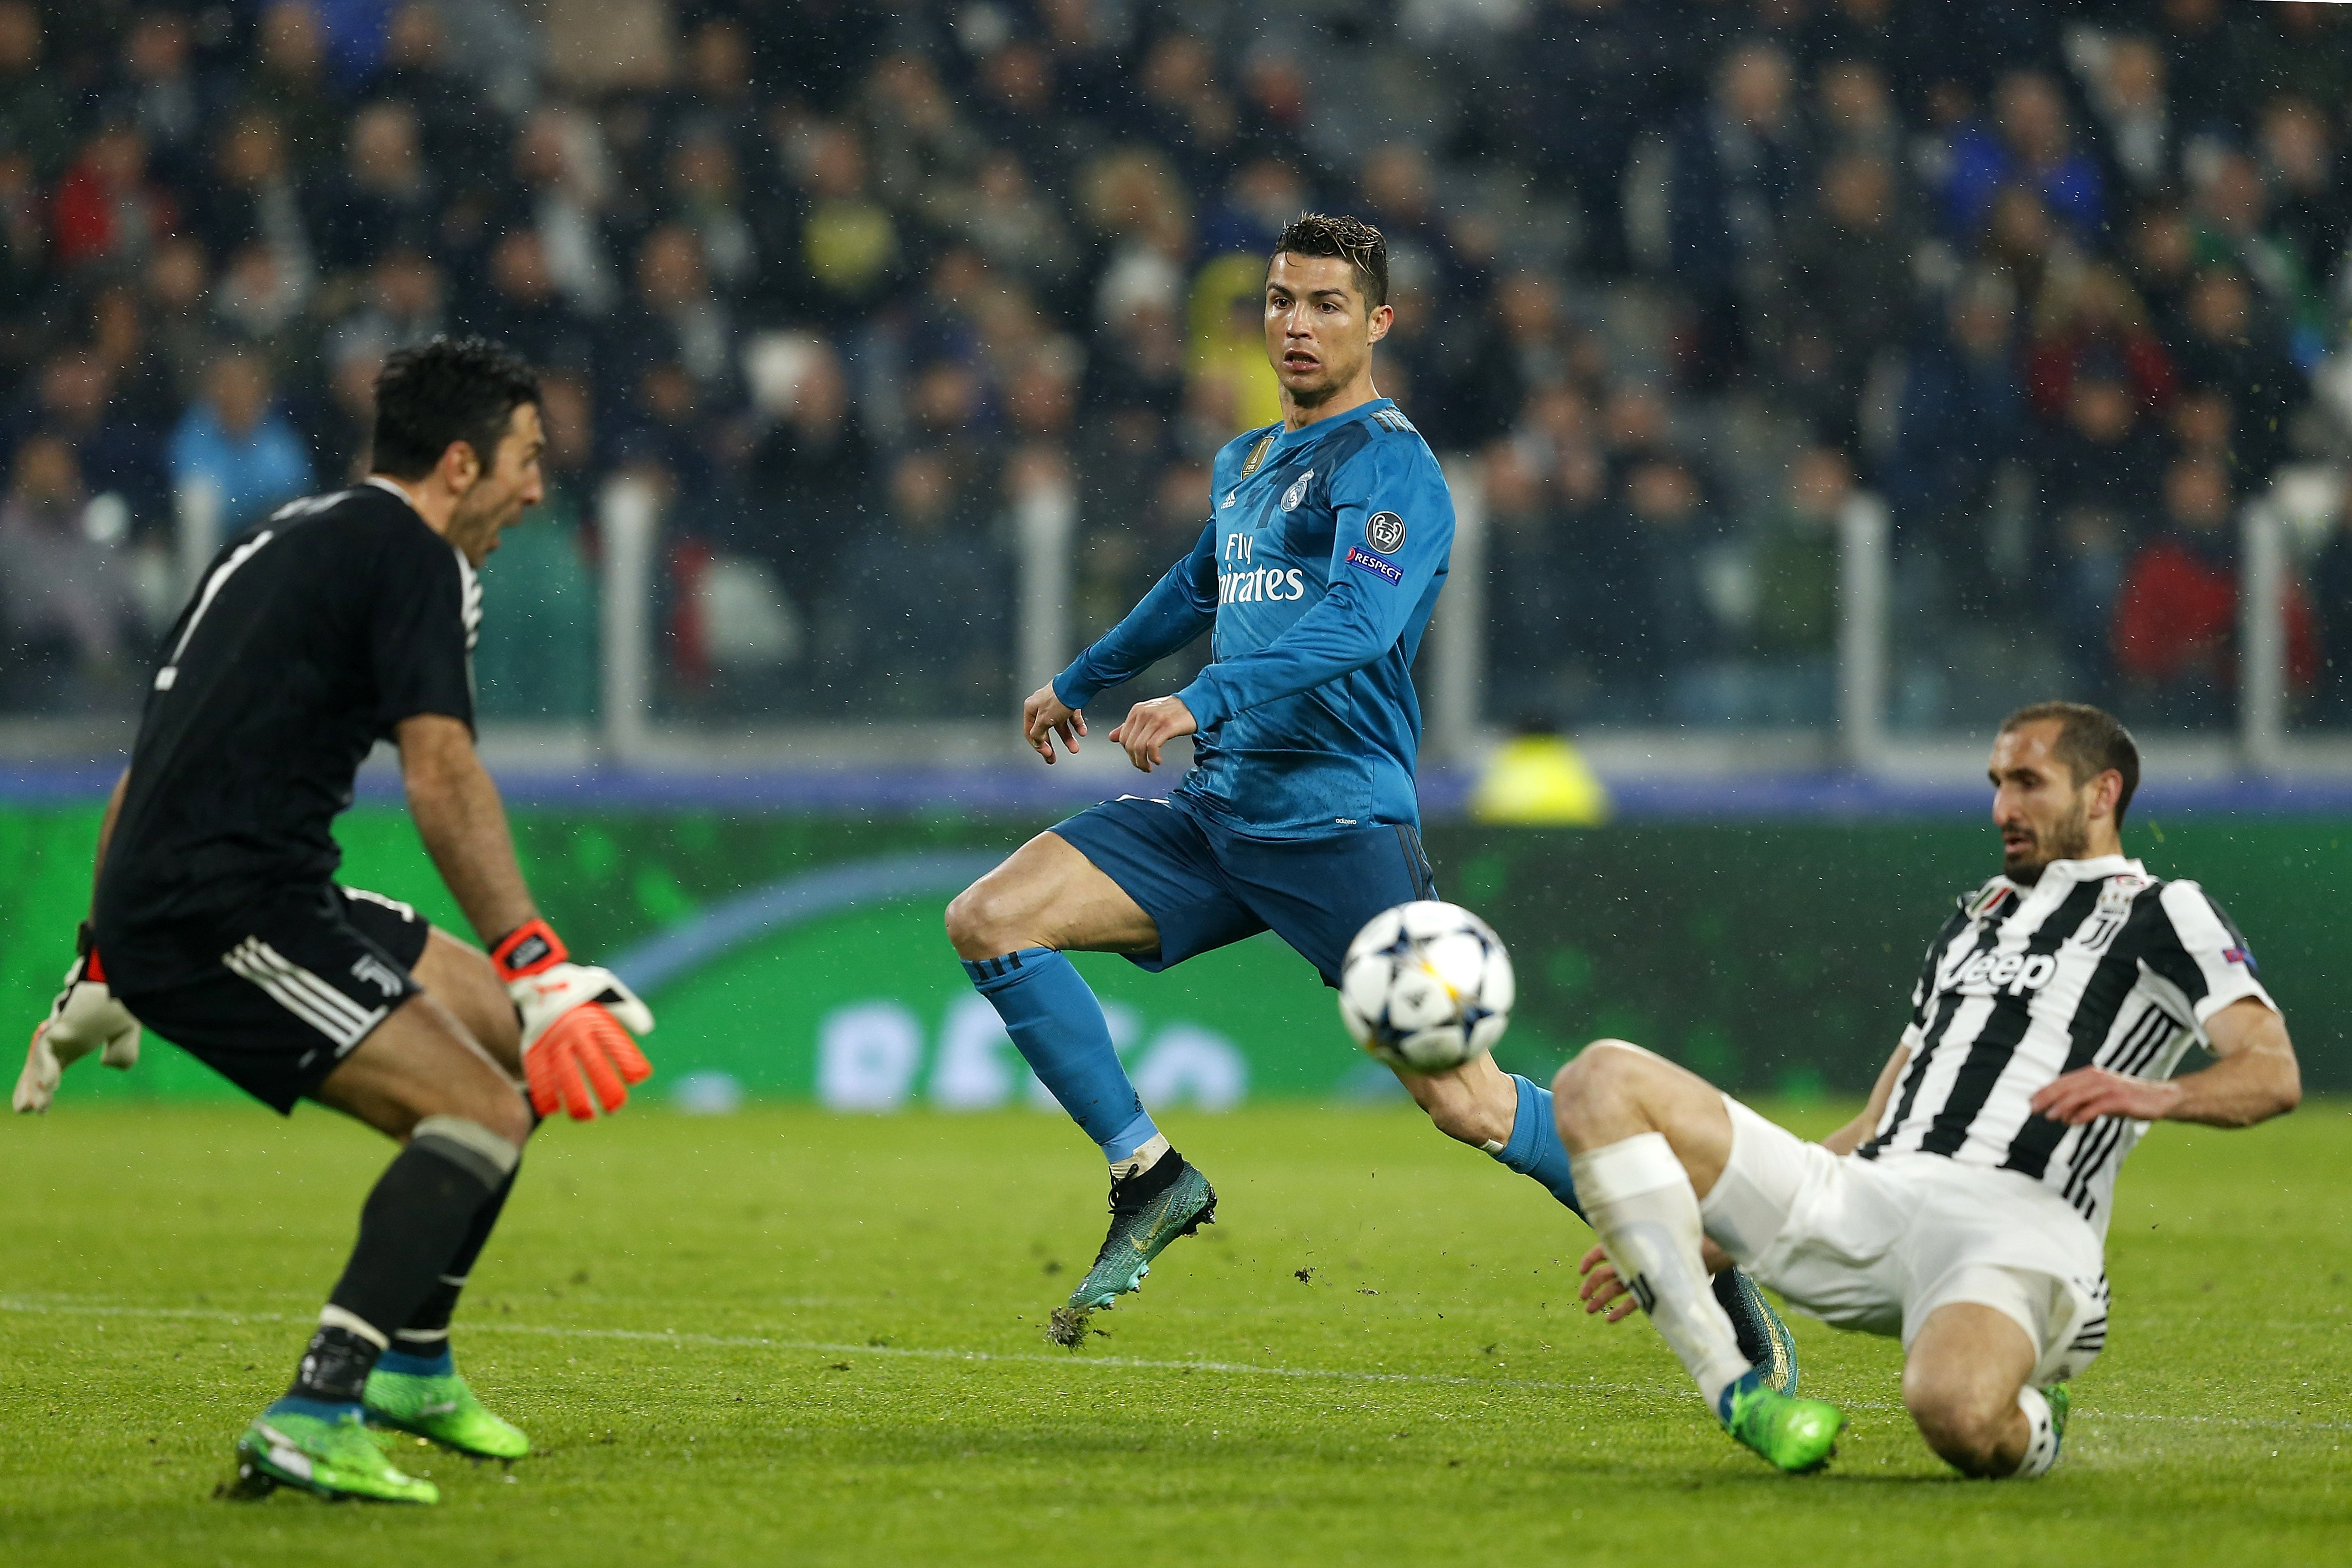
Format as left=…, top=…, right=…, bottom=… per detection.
left=1858, top=854, right=2272, bottom=1238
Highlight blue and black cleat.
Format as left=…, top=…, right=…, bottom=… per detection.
left=1716, top=1268, right=1801, bottom=1395
left=1048, top=1152, right=1217, bottom=1344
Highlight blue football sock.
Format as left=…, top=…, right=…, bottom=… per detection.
left=1488, top=1074, right=1584, bottom=1219
left=964, top=948, right=1159, bottom=1162
left=374, top=1346, right=455, bottom=1378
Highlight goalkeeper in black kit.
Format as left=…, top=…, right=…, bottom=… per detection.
left=11, top=337, right=654, bottom=1505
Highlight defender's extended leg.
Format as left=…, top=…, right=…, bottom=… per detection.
left=1404, top=1052, right=1799, bottom=1390
left=1554, top=1041, right=1841, bottom=1472
left=1411, top=1062, right=1797, bottom=1392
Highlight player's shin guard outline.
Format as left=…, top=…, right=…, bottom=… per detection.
left=1571, top=1132, right=1751, bottom=1410
left=963, top=947, right=1159, bottom=1162
left=315, top=1120, right=513, bottom=1397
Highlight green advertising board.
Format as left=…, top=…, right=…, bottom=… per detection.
left=3, top=805, right=2344, bottom=1104
left=650, top=897, right=1379, bottom=1111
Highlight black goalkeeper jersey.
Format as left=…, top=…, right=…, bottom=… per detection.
left=96, top=482, right=478, bottom=970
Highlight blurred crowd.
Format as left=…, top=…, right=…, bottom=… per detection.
left=5, top=0, right=2352, bottom=731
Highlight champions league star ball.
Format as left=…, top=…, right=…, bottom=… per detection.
left=1339, top=901, right=1515, bottom=1073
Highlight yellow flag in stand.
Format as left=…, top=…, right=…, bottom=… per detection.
left=1469, top=735, right=1614, bottom=826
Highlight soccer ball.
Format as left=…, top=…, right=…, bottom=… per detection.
left=1338, top=901, right=1515, bottom=1073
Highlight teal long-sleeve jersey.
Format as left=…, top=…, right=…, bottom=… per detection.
left=1052, top=399, right=1454, bottom=837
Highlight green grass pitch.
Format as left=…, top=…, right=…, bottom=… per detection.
left=2, top=1101, right=2345, bottom=1565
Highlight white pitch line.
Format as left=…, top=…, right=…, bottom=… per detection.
left=0, top=1296, right=1538, bottom=1390
left=3, top=1297, right=2345, bottom=1436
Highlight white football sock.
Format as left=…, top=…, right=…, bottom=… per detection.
left=1570, top=1132, right=1752, bottom=1410
left=2013, top=1387, right=2060, bottom=1478
left=1109, top=1133, right=1170, bottom=1181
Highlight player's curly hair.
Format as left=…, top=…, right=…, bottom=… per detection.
left=2001, top=701, right=2141, bottom=823
left=1272, top=213, right=1388, bottom=311
left=372, top=335, right=543, bottom=480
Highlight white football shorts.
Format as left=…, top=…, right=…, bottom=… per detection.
left=1699, top=1097, right=2110, bottom=1387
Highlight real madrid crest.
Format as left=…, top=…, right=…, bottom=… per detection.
left=1280, top=469, right=1314, bottom=511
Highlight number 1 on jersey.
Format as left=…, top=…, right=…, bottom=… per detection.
left=155, top=529, right=277, bottom=692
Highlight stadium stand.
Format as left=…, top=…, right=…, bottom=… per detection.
left=1, top=0, right=2349, bottom=745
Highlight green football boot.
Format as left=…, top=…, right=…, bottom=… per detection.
left=232, top=1399, right=440, bottom=1503
left=364, top=1352, right=530, bottom=1460
left=1718, top=1368, right=1845, bottom=1474
left=1714, top=1269, right=1801, bottom=1395
left=1067, top=1152, right=1218, bottom=1313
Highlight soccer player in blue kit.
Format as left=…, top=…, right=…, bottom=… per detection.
left=947, top=214, right=1796, bottom=1377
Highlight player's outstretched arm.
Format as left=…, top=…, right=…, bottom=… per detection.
left=397, top=715, right=653, bottom=1120
left=2031, top=996, right=2300, bottom=1129
left=14, top=770, right=141, bottom=1114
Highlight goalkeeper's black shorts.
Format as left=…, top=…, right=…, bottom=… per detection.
left=103, top=884, right=431, bottom=1114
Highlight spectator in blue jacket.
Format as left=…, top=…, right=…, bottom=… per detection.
left=167, top=351, right=314, bottom=530
left=1943, top=70, right=2104, bottom=245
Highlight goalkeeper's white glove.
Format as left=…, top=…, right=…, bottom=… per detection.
left=491, top=919, right=654, bottom=1121
left=14, top=927, right=140, bottom=1114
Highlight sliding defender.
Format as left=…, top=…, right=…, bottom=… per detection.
left=946, top=213, right=1794, bottom=1377
left=15, top=338, right=654, bottom=1504
left=1560, top=703, right=2299, bottom=1475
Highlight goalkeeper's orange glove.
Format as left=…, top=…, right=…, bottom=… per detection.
left=491, top=919, right=654, bottom=1121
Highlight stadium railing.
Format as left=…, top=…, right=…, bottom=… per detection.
left=3, top=453, right=2348, bottom=805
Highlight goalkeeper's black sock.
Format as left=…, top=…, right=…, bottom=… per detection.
left=288, top=1116, right=518, bottom=1404
left=394, top=1163, right=519, bottom=1352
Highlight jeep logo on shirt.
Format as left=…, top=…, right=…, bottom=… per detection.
left=1365, top=511, right=1406, bottom=553
left=1945, top=950, right=2060, bottom=997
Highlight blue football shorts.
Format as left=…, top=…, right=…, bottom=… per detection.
left=1050, top=793, right=1438, bottom=987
